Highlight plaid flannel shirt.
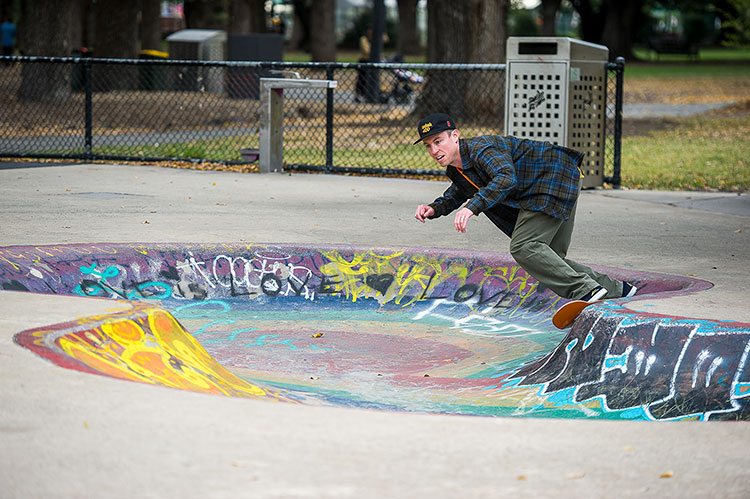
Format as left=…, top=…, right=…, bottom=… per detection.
left=428, top=136, right=584, bottom=237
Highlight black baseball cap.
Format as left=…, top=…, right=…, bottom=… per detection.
left=414, top=113, right=456, bottom=144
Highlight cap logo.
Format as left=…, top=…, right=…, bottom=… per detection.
left=421, top=122, right=432, bottom=134
left=447, top=121, right=451, bottom=127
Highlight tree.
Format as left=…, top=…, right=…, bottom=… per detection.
left=396, top=0, right=420, bottom=55
left=288, top=0, right=335, bottom=59
left=0, top=0, right=16, bottom=24
left=92, top=0, right=139, bottom=90
left=598, top=0, right=645, bottom=59
left=570, top=0, right=646, bottom=60
left=718, top=0, right=750, bottom=47
left=228, top=0, right=266, bottom=34
left=540, top=0, right=562, bottom=36
left=94, top=0, right=139, bottom=58
left=184, top=0, right=226, bottom=30
left=290, top=0, right=311, bottom=51
left=309, top=0, right=336, bottom=61
left=416, top=0, right=509, bottom=121
left=141, top=0, right=162, bottom=51
left=17, top=0, right=76, bottom=102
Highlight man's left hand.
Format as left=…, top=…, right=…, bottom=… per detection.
left=454, top=207, right=474, bottom=233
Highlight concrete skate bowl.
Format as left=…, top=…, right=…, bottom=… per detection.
left=3, top=243, right=750, bottom=421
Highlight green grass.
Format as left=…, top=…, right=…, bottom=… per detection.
left=89, top=135, right=260, bottom=163
left=633, top=46, right=750, bottom=63
left=283, top=49, right=425, bottom=64
left=624, top=61, right=750, bottom=79
left=621, top=116, right=750, bottom=191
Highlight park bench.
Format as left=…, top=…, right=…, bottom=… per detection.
left=647, top=35, right=699, bottom=60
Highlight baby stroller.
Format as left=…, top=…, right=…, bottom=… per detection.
left=383, top=52, right=424, bottom=105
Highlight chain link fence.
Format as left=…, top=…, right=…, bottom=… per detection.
left=0, top=56, right=623, bottom=184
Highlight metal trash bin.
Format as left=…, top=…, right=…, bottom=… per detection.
left=138, top=49, right=168, bottom=90
left=504, top=37, right=608, bottom=188
left=166, top=29, right=226, bottom=93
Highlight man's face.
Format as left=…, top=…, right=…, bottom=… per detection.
left=422, top=130, right=460, bottom=168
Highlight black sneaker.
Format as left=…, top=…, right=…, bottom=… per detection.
left=580, top=286, right=607, bottom=302
left=622, top=281, right=638, bottom=298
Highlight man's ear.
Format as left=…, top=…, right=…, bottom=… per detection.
left=452, top=129, right=460, bottom=140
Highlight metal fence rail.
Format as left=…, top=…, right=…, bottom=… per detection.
left=0, top=55, right=623, bottom=185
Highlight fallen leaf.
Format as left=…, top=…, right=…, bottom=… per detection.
left=686, top=273, right=696, bottom=276
left=660, top=471, right=674, bottom=479
left=621, top=445, right=634, bottom=451
left=736, top=229, right=742, bottom=233
left=83, top=421, right=88, bottom=429
left=423, top=374, right=430, bottom=377
left=231, top=460, right=248, bottom=468
left=566, top=472, right=586, bottom=479
left=216, top=202, right=226, bottom=206
left=517, top=475, right=527, bottom=481
left=311, top=332, right=324, bottom=338
left=142, top=221, right=150, bottom=224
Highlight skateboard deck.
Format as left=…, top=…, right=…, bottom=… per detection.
left=552, top=299, right=603, bottom=329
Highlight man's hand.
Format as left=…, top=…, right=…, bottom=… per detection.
left=415, top=204, right=435, bottom=223
left=454, top=207, right=474, bottom=233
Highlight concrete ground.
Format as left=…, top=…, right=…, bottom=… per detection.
left=1, top=161, right=749, bottom=498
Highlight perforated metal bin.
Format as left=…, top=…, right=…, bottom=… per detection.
left=504, top=37, right=609, bottom=188
left=166, top=29, right=226, bottom=93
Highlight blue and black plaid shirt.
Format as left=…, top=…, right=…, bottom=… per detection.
left=428, top=136, right=584, bottom=237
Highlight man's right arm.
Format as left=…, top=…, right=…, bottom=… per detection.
left=426, top=183, right=468, bottom=219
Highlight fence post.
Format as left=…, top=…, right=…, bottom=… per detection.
left=325, top=64, right=334, bottom=173
left=84, top=57, right=93, bottom=160
left=612, top=56, right=625, bottom=189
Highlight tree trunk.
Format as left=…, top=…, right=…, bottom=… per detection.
left=417, top=0, right=508, bottom=121
left=426, top=0, right=467, bottom=63
left=466, top=0, right=506, bottom=63
left=184, top=0, right=225, bottom=30
left=0, top=1, right=13, bottom=22
left=599, top=0, right=644, bottom=60
left=309, top=0, right=335, bottom=61
left=290, top=0, right=311, bottom=51
left=419, top=0, right=469, bottom=118
left=541, top=0, right=561, bottom=36
left=141, top=0, right=162, bottom=51
left=396, top=0, right=420, bottom=56
left=17, top=0, right=75, bottom=102
left=572, top=0, right=642, bottom=60
left=93, top=0, right=139, bottom=91
left=228, top=0, right=266, bottom=34
left=94, top=0, right=138, bottom=58
left=570, top=0, right=604, bottom=44
left=464, top=0, right=508, bottom=122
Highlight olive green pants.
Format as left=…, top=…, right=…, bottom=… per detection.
left=508, top=187, right=622, bottom=300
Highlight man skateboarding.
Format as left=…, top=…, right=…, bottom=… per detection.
left=413, top=112, right=637, bottom=307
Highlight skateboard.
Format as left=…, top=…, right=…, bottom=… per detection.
left=552, top=300, right=603, bottom=329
